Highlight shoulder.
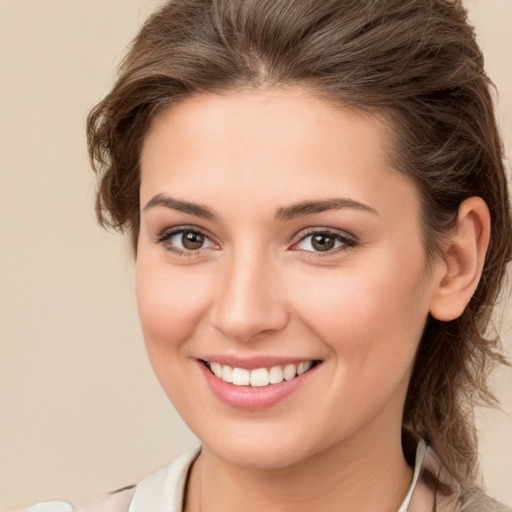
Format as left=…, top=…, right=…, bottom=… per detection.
left=461, top=489, right=512, bottom=512
left=19, top=447, right=200, bottom=512
left=19, top=503, right=77, bottom=512
left=404, top=434, right=511, bottom=512
left=18, top=488, right=135, bottom=512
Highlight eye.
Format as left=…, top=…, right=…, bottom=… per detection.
left=293, top=230, right=356, bottom=253
left=157, top=228, right=217, bottom=254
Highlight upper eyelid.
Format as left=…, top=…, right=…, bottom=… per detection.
left=289, top=229, right=358, bottom=256
left=155, top=227, right=219, bottom=256
left=154, top=225, right=356, bottom=250
left=292, top=227, right=357, bottom=243
left=156, top=224, right=216, bottom=242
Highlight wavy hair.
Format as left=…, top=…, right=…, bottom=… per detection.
left=87, top=0, right=512, bottom=491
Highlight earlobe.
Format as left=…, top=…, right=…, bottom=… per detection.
left=429, top=197, right=491, bottom=322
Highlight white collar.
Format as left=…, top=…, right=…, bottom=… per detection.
left=129, top=448, right=200, bottom=512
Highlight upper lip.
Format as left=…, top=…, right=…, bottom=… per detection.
left=198, top=355, right=320, bottom=370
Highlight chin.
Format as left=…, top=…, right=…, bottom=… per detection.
left=211, top=441, right=310, bottom=469
left=195, top=421, right=324, bottom=470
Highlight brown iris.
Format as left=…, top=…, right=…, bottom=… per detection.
left=182, top=231, right=205, bottom=250
left=311, top=233, right=336, bottom=252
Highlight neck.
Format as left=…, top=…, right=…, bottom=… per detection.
left=185, top=424, right=413, bottom=512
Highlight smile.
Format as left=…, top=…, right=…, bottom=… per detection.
left=204, top=360, right=317, bottom=387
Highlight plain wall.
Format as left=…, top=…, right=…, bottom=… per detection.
left=0, top=0, right=510, bottom=510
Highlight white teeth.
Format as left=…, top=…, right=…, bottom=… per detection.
left=232, top=367, right=250, bottom=386
left=250, top=368, right=269, bottom=387
left=297, top=361, right=312, bottom=375
left=283, top=364, right=297, bottom=381
left=268, top=366, right=284, bottom=384
left=207, top=361, right=315, bottom=387
left=221, top=365, right=233, bottom=383
left=210, top=362, right=223, bottom=378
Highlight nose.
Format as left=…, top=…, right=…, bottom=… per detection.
left=209, top=250, right=289, bottom=343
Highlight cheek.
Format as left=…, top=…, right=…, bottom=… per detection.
left=135, top=257, right=217, bottom=413
left=290, top=252, right=431, bottom=365
left=135, top=258, right=212, bottom=355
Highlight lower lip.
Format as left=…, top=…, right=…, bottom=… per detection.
left=198, top=362, right=318, bottom=410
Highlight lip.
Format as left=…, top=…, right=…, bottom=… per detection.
left=197, top=358, right=320, bottom=410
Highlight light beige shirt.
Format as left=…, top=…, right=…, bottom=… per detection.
left=21, top=440, right=509, bottom=512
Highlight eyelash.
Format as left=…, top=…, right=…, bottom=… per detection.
left=291, top=229, right=357, bottom=256
left=155, top=226, right=218, bottom=257
left=155, top=227, right=357, bottom=257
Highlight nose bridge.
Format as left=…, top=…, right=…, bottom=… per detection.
left=211, top=243, right=288, bottom=342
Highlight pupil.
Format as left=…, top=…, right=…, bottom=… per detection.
left=312, top=233, right=335, bottom=252
left=182, top=231, right=204, bottom=250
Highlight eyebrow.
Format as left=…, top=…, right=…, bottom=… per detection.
left=143, top=194, right=216, bottom=220
left=275, top=198, right=378, bottom=221
left=143, top=194, right=378, bottom=222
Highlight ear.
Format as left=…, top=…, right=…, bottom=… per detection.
left=429, top=197, right=491, bottom=322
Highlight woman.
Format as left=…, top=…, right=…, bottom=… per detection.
left=25, top=0, right=511, bottom=510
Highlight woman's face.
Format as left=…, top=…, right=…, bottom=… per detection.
left=136, top=88, right=444, bottom=469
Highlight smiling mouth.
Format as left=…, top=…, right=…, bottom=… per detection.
left=202, top=360, right=320, bottom=387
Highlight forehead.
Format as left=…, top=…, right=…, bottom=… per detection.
left=139, top=87, right=418, bottom=221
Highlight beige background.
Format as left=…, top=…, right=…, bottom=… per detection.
left=0, top=0, right=511, bottom=510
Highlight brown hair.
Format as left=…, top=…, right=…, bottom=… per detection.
left=87, top=0, right=512, bottom=490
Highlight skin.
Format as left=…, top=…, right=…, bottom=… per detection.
left=135, top=88, right=489, bottom=512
